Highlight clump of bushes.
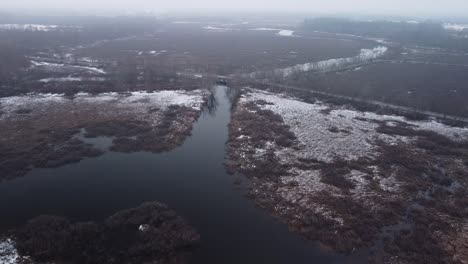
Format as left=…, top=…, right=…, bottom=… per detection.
left=13, top=202, right=200, bottom=264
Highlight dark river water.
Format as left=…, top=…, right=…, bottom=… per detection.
left=0, top=86, right=344, bottom=263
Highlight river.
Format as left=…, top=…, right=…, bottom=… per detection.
left=0, top=86, right=343, bottom=263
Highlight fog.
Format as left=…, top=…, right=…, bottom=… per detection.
left=1, top=0, right=468, bottom=16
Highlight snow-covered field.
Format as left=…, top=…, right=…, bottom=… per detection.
left=233, top=90, right=468, bottom=225
left=242, top=90, right=467, bottom=163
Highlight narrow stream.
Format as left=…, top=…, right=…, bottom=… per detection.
left=0, top=86, right=343, bottom=263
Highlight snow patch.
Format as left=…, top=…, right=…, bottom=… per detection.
left=444, top=23, right=468, bottom=32
left=0, top=24, right=57, bottom=31
left=139, top=224, right=150, bottom=232
left=0, top=238, right=20, bottom=264
left=250, top=27, right=282, bottom=31
left=277, top=30, right=295, bottom=37
left=39, top=77, right=106, bottom=83
left=31, top=61, right=106, bottom=74
left=203, top=26, right=234, bottom=31
left=277, top=46, right=387, bottom=77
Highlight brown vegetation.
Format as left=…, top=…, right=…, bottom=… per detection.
left=0, top=95, right=205, bottom=181
left=13, top=202, right=200, bottom=264
left=226, top=95, right=468, bottom=263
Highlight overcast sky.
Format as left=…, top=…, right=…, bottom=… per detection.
left=2, top=0, right=468, bottom=16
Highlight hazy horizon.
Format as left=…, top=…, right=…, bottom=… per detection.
left=1, top=0, right=468, bottom=18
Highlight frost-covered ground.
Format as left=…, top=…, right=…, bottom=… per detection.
left=236, top=90, right=468, bottom=200
left=228, top=89, right=468, bottom=262
left=0, top=90, right=207, bottom=122
left=244, top=90, right=467, bottom=162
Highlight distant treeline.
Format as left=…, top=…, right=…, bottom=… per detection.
left=302, top=17, right=468, bottom=51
